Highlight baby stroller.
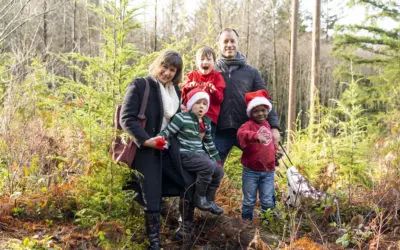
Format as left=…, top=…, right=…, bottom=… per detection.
left=278, top=142, right=339, bottom=222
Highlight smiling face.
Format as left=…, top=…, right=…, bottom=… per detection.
left=157, top=64, right=177, bottom=85
left=196, top=54, right=215, bottom=75
left=191, top=98, right=209, bottom=119
left=219, top=30, right=239, bottom=59
left=251, top=105, right=269, bottom=124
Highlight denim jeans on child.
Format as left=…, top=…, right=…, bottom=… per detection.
left=242, top=167, right=275, bottom=220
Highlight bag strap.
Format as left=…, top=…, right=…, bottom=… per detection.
left=137, top=77, right=150, bottom=120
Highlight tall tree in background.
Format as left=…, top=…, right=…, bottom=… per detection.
left=309, top=0, right=321, bottom=137
left=333, top=0, right=399, bottom=111
left=287, top=0, right=299, bottom=148
left=154, top=0, right=157, bottom=51
left=245, top=0, right=250, bottom=56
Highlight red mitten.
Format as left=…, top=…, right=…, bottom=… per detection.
left=155, top=137, right=167, bottom=150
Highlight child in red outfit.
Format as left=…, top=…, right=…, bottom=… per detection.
left=181, top=46, right=226, bottom=136
left=237, top=90, right=276, bottom=221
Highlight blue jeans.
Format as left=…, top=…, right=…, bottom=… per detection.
left=242, top=167, right=275, bottom=220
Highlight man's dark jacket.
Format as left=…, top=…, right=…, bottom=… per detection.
left=215, top=63, right=280, bottom=130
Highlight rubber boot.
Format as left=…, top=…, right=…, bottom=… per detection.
left=206, top=187, right=223, bottom=215
left=175, top=199, right=195, bottom=245
left=144, top=212, right=162, bottom=250
left=194, top=182, right=212, bottom=211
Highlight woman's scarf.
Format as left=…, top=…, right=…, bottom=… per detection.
left=158, top=80, right=179, bottom=130
left=216, top=51, right=247, bottom=73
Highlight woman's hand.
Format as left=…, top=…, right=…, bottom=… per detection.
left=143, top=136, right=167, bottom=149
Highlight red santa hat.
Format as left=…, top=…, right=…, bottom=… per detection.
left=245, top=90, right=272, bottom=117
left=184, top=87, right=210, bottom=112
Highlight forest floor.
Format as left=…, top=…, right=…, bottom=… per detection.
left=0, top=179, right=399, bottom=249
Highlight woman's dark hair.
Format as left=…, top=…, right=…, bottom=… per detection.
left=150, top=50, right=183, bottom=85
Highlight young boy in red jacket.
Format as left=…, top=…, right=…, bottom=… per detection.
left=181, top=46, right=226, bottom=137
left=237, top=90, right=276, bottom=221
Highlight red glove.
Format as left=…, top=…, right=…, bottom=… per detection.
left=155, top=137, right=167, bottom=150
left=217, top=161, right=222, bottom=166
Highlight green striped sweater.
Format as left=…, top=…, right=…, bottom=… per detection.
left=159, top=112, right=221, bottom=162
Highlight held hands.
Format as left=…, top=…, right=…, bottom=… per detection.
left=206, top=82, right=216, bottom=93
left=186, top=81, right=216, bottom=93
left=143, top=136, right=167, bottom=150
left=187, top=81, right=198, bottom=88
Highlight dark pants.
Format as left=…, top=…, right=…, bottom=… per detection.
left=215, top=128, right=241, bottom=165
left=135, top=149, right=184, bottom=212
left=180, top=152, right=224, bottom=191
left=211, top=122, right=217, bottom=142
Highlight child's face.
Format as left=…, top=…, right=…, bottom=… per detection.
left=251, top=105, right=269, bottom=124
left=191, top=98, right=209, bottom=118
left=196, top=54, right=215, bottom=75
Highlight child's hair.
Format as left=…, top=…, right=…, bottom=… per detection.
left=196, top=46, right=216, bottom=62
left=150, top=50, right=183, bottom=85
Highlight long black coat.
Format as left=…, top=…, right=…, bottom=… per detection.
left=120, top=76, right=194, bottom=211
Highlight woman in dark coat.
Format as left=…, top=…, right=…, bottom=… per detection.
left=120, top=50, right=195, bottom=249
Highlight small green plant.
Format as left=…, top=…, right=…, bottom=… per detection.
left=21, top=235, right=60, bottom=250
left=12, top=205, right=27, bottom=218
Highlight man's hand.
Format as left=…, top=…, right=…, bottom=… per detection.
left=271, top=128, right=281, bottom=146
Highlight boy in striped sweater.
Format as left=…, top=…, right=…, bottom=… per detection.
left=158, top=87, right=224, bottom=215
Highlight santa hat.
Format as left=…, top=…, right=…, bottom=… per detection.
left=184, top=87, right=210, bottom=112
left=245, top=90, right=272, bottom=117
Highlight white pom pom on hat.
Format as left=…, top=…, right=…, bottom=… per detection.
left=184, top=87, right=210, bottom=112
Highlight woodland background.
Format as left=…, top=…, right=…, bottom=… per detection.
left=0, top=0, right=399, bottom=249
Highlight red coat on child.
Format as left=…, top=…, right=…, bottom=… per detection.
left=237, top=119, right=276, bottom=172
left=181, top=70, right=225, bottom=124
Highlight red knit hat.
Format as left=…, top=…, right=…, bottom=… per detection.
left=184, top=87, right=210, bottom=112
left=245, top=90, right=272, bottom=117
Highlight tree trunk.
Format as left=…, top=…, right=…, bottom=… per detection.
left=309, top=0, right=321, bottom=137
left=86, top=0, right=92, bottom=56
left=154, top=0, right=157, bottom=52
left=271, top=0, right=278, bottom=102
left=43, top=0, right=47, bottom=61
left=143, top=5, right=147, bottom=51
left=72, top=0, right=77, bottom=81
left=245, top=0, right=250, bottom=57
left=287, top=0, right=299, bottom=149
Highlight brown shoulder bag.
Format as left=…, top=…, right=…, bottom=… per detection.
left=110, top=78, right=150, bottom=167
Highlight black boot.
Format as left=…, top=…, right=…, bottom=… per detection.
left=145, top=212, right=162, bottom=250
left=194, top=182, right=212, bottom=211
left=175, top=199, right=194, bottom=243
left=206, top=187, right=223, bottom=215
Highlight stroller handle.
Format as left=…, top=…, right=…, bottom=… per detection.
left=278, top=141, right=294, bottom=166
